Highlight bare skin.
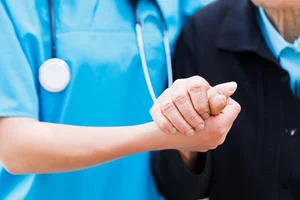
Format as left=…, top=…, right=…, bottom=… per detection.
left=0, top=78, right=240, bottom=175
left=153, top=0, right=300, bottom=172
left=155, top=0, right=300, bottom=172
left=151, top=76, right=239, bottom=170
left=252, top=0, right=300, bottom=42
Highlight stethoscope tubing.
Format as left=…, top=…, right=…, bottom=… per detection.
left=47, top=0, right=173, bottom=101
left=134, top=0, right=173, bottom=102
left=48, top=0, right=56, bottom=58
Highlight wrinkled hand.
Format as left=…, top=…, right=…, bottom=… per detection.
left=175, top=98, right=240, bottom=151
left=153, top=97, right=241, bottom=153
left=151, top=76, right=238, bottom=136
left=150, top=76, right=241, bottom=152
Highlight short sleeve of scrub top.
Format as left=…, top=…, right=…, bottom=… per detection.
left=0, top=0, right=214, bottom=200
left=0, top=3, right=39, bottom=119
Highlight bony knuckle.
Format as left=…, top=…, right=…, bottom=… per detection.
left=174, top=79, right=184, bottom=85
left=161, top=101, right=174, bottom=113
left=173, top=93, right=188, bottom=104
left=196, top=104, right=209, bottom=114
left=191, top=75, right=202, bottom=81
left=187, top=113, right=199, bottom=123
left=191, top=75, right=209, bottom=85
left=182, top=127, right=189, bottom=133
left=160, top=122, right=171, bottom=133
left=188, top=82, right=205, bottom=92
left=183, top=127, right=194, bottom=136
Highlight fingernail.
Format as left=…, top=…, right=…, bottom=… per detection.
left=186, top=129, right=195, bottom=136
left=170, top=127, right=177, bottom=134
left=196, top=123, right=205, bottom=132
left=202, top=112, right=210, bottom=120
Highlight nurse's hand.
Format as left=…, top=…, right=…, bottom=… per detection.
left=150, top=76, right=238, bottom=136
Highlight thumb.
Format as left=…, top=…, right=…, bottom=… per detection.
left=208, top=82, right=238, bottom=99
left=220, top=98, right=241, bottom=125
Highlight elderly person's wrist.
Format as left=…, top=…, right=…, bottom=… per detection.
left=179, top=151, right=200, bottom=173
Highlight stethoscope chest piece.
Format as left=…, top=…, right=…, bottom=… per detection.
left=39, top=58, right=71, bottom=93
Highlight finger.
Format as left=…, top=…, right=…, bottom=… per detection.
left=159, top=94, right=195, bottom=136
left=208, top=82, right=238, bottom=99
left=207, top=82, right=237, bottom=116
left=209, top=145, right=218, bottom=150
left=172, top=85, right=205, bottom=132
left=187, top=76, right=211, bottom=120
left=150, top=102, right=177, bottom=134
left=219, top=98, right=241, bottom=125
left=202, top=98, right=240, bottom=147
left=209, top=94, right=227, bottom=115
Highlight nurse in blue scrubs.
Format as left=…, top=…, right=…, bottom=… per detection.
left=0, top=0, right=214, bottom=199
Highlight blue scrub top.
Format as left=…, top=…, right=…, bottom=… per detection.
left=0, top=0, right=212, bottom=199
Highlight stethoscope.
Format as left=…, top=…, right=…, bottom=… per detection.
left=39, top=0, right=173, bottom=102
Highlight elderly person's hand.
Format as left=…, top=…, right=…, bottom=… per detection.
left=150, top=76, right=240, bottom=149
left=150, top=76, right=240, bottom=169
left=162, top=97, right=241, bottom=153
left=150, top=76, right=238, bottom=137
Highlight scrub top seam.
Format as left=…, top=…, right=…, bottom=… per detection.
left=0, top=111, right=38, bottom=120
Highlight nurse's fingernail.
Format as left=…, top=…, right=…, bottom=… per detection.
left=170, top=127, right=177, bottom=134
left=196, top=123, right=205, bottom=132
left=186, top=129, right=195, bottom=137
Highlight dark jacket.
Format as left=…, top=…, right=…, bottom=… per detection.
left=151, top=0, right=300, bottom=199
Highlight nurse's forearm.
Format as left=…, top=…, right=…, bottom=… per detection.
left=0, top=118, right=166, bottom=174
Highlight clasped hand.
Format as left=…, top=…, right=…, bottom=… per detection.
left=151, top=76, right=241, bottom=152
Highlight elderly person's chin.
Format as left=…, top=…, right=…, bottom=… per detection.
left=252, top=0, right=300, bottom=8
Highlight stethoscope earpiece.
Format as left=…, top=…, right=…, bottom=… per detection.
left=39, top=58, right=71, bottom=93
